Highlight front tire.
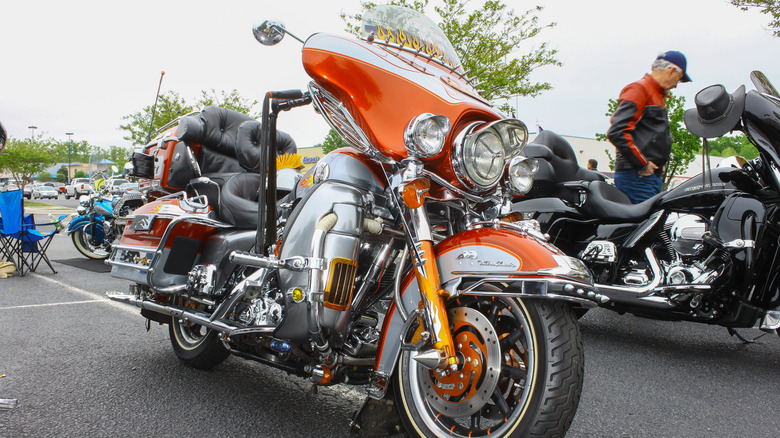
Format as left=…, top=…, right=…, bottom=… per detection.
left=169, top=317, right=230, bottom=369
left=393, top=297, right=584, bottom=438
left=71, top=229, right=109, bottom=260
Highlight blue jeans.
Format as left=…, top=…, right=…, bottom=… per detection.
left=614, top=169, right=662, bottom=204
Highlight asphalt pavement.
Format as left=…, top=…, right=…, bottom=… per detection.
left=1, top=201, right=780, bottom=437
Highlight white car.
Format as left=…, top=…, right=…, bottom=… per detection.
left=32, top=183, right=59, bottom=199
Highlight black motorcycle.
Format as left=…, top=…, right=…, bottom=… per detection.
left=511, top=71, right=780, bottom=337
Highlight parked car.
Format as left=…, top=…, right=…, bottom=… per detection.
left=65, top=178, right=92, bottom=199
left=23, top=183, right=34, bottom=199
left=55, top=182, right=67, bottom=194
left=116, top=182, right=140, bottom=195
left=32, top=183, right=59, bottom=199
left=108, top=178, right=129, bottom=196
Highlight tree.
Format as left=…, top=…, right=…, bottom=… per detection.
left=102, top=145, right=133, bottom=172
left=342, top=0, right=560, bottom=111
left=698, top=134, right=759, bottom=160
left=120, top=91, right=194, bottom=146
left=119, top=89, right=262, bottom=146
left=731, top=0, right=780, bottom=36
left=198, top=89, right=261, bottom=118
left=317, top=129, right=350, bottom=154
left=0, top=137, right=58, bottom=186
left=595, top=92, right=700, bottom=187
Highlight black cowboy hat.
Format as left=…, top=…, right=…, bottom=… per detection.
left=684, top=84, right=746, bottom=138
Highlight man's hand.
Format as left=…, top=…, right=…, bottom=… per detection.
left=639, top=161, right=658, bottom=176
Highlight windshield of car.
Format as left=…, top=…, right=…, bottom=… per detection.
left=361, top=5, right=463, bottom=74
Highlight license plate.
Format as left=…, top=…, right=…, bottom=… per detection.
left=130, top=214, right=156, bottom=231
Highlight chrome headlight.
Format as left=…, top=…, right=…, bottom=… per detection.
left=404, top=113, right=451, bottom=158
left=507, top=156, right=539, bottom=195
left=453, top=119, right=529, bottom=192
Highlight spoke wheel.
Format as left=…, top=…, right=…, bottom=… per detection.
left=394, top=297, right=583, bottom=437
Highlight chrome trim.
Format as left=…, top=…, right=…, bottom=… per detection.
left=624, top=210, right=665, bottom=249
left=420, top=168, right=492, bottom=203
left=308, top=82, right=390, bottom=163
left=107, top=213, right=232, bottom=292
left=760, top=310, right=780, bottom=330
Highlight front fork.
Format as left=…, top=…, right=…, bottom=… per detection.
left=399, top=162, right=457, bottom=370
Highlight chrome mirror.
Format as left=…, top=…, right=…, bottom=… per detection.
left=253, top=20, right=286, bottom=46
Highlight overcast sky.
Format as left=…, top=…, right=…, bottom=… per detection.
left=2, top=0, right=779, bottom=151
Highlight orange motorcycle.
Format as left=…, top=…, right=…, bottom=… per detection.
left=108, top=6, right=600, bottom=437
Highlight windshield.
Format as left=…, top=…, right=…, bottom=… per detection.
left=361, top=5, right=464, bottom=74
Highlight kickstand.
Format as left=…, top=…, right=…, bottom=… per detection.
left=727, top=327, right=768, bottom=344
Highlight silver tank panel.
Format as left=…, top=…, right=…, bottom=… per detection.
left=274, top=180, right=368, bottom=341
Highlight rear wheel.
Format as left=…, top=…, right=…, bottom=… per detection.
left=169, top=317, right=230, bottom=369
left=393, top=297, right=583, bottom=438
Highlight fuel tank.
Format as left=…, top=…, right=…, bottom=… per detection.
left=658, top=167, right=742, bottom=210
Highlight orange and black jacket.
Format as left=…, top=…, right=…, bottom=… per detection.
left=607, top=74, right=673, bottom=174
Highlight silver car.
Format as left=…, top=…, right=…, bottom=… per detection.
left=32, top=183, right=59, bottom=199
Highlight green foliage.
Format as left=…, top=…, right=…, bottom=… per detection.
left=698, top=134, right=759, bottom=160
left=596, top=92, right=700, bottom=186
left=119, top=89, right=262, bottom=146
left=317, top=129, right=350, bottom=154
left=105, top=145, right=133, bottom=173
left=342, top=0, right=560, bottom=110
left=50, top=139, right=94, bottom=163
left=120, top=91, right=194, bottom=146
left=0, top=136, right=58, bottom=186
left=74, top=169, right=87, bottom=178
left=198, top=89, right=261, bottom=118
left=731, top=0, right=780, bottom=37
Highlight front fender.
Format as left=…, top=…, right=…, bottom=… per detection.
left=67, top=215, right=106, bottom=241
left=372, top=226, right=598, bottom=395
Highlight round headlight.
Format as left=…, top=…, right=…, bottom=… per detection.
left=507, top=156, right=539, bottom=194
left=453, top=119, right=529, bottom=192
left=404, top=113, right=451, bottom=158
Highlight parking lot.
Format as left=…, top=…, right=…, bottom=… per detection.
left=2, top=203, right=780, bottom=437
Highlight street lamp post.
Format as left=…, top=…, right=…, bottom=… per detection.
left=65, top=132, right=74, bottom=184
left=28, top=125, right=37, bottom=139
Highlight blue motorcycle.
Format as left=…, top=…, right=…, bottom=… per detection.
left=67, top=169, right=146, bottom=259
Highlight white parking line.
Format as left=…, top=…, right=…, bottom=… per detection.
left=5, top=273, right=142, bottom=315
left=0, top=299, right=103, bottom=310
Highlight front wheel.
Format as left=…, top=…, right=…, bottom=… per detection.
left=393, top=297, right=584, bottom=438
left=169, top=316, right=230, bottom=369
left=70, top=229, right=109, bottom=260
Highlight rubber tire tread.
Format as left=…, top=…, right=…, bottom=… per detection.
left=526, top=300, right=584, bottom=438
left=71, top=230, right=109, bottom=260
left=169, top=318, right=230, bottom=370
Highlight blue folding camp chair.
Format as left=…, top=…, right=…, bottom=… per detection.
left=0, top=189, right=65, bottom=276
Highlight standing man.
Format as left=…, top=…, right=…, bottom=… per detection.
left=607, top=51, right=691, bottom=203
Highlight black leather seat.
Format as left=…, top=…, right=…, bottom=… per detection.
left=219, top=173, right=262, bottom=229
left=531, top=131, right=605, bottom=183
left=581, top=181, right=663, bottom=222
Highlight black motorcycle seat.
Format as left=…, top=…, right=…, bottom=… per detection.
left=219, top=173, right=261, bottom=229
left=177, top=106, right=297, bottom=175
left=530, top=131, right=605, bottom=183
left=581, top=181, right=663, bottom=222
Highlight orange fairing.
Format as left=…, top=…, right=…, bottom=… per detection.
left=302, top=33, right=502, bottom=184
